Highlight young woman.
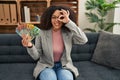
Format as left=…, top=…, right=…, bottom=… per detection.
left=21, top=5, right=88, bottom=80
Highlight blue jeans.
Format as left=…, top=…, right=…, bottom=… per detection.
left=39, top=62, right=74, bottom=80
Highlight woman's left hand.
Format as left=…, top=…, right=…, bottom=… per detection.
left=58, top=9, right=70, bottom=23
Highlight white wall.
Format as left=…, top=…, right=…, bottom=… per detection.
left=113, top=4, right=120, bottom=34
left=78, top=0, right=115, bottom=31
left=78, top=0, right=94, bottom=30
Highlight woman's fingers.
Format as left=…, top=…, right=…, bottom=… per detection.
left=61, top=9, right=70, bottom=16
left=21, top=34, right=32, bottom=47
left=58, top=9, right=70, bottom=23
left=22, top=39, right=28, bottom=47
left=67, top=10, right=70, bottom=16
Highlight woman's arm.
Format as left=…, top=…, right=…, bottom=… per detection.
left=26, top=34, right=42, bottom=60
left=65, top=20, right=88, bottom=44
left=57, top=9, right=88, bottom=44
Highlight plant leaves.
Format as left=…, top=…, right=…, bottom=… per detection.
left=85, top=12, right=100, bottom=23
left=84, top=0, right=120, bottom=32
left=85, top=0, right=98, bottom=10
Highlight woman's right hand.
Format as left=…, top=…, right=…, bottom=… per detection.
left=21, top=34, right=33, bottom=48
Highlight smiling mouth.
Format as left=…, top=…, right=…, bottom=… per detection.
left=54, top=22, right=60, bottom=26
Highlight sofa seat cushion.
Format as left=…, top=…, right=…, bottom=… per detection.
left=74, top=61, right=120, bottom=80
left=0, top=62, right=120, bottom=80
left=0, top=63, right=35, bottom=80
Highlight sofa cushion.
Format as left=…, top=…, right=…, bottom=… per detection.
left=75, top=61, right=120, bottom=80
left=1, top=62, right=120, bottom=80
left=0, top=34, right=35, bottom=63
left=92, top=31, right=120, bottom=69
left=0, top=63, right=35, bottom=80
left=71, top=33, right=99, bottom=61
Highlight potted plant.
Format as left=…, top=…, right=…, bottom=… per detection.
left=84, top=0, right=120, bottom=32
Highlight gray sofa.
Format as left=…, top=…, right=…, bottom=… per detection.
left=0, top=33, right=120, bottom=80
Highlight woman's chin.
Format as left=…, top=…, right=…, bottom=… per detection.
left=53, top=27, right=61, bottom=32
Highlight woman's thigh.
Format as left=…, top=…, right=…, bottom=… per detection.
left=39, top=68, right=57, bottom=80
left=57, top=69, right=74, bottom=80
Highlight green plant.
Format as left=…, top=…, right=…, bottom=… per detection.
left=84, top=0, right=120, bottom=32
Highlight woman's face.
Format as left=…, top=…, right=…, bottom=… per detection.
left=51, top=10, right=63, bottom=31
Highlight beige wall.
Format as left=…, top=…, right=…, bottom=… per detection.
left=78, top=0, right=114, bottom=31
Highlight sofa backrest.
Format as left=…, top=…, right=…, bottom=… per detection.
left=71, top=33, right=99, bottom=62
left=0, top=33, right=99, bottom=63
left=0, top=34, right=34, bottom=63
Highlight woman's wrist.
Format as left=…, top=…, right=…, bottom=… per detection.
left=27, top=43, right=33, bottom=48
left=65, top=19, right=70, bottom=24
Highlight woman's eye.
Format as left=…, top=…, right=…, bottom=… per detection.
left=60, top=16, right=64, bottom=19
left=52, top=16, right=57, bottom=19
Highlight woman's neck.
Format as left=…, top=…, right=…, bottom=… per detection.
left=52, top=28, right=61, bottom=32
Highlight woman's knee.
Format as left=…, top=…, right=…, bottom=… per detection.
left=57, top=69, right=74, bottom=80
left=39, top=68, right=57, bottom=80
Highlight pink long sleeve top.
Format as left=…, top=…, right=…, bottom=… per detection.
left=52, top=29, right=64, bottom=62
